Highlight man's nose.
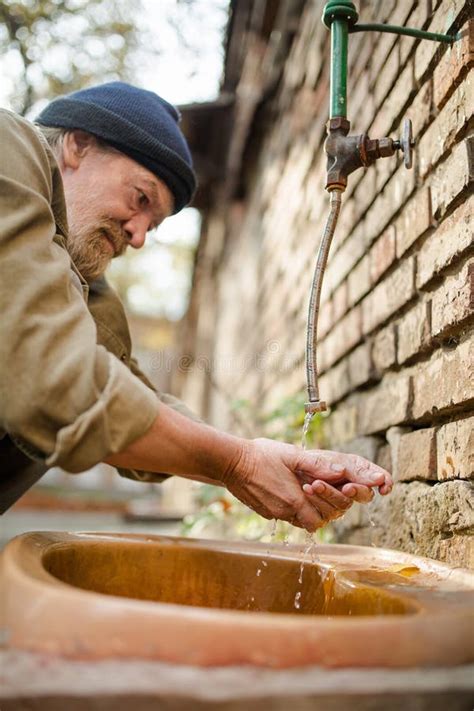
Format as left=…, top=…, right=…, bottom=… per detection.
left=123, top=214, right=150, bottom=249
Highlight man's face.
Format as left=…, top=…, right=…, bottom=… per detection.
left=60, top=132, right=174, bottom=281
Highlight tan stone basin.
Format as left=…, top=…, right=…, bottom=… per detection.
left=1, top=531, right=473, bottom=668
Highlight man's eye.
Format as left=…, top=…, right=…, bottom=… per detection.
left=136, top=190, right=149, bottom=207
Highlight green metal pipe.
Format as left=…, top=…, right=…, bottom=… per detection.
left=349, top=23, right=458, bottom=44
left=330, top=20, right=349, bottom=118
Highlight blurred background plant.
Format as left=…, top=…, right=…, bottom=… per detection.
left=181, top=394, right=335, bottom=544
left=0, top=0, right=146, bottom=116
left=0, top=0, right=228, bottom=116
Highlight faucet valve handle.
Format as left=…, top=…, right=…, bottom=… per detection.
left=393, top=118, right=415, bottom=169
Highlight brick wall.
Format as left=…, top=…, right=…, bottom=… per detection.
left=180, top=0, right=474, bottom=567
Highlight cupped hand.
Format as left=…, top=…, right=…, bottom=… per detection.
left=223, top=438, right=392, bottom=532
left=297, top=448, right=393, bottom=498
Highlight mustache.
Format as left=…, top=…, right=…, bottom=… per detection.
left=97, top=219, right=128, bottom=257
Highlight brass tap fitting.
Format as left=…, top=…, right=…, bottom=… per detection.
left=325, top=117, right=414, bottom=191
left=305, top=400, right=328, bottom=414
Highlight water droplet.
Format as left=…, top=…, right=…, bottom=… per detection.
left=262, top=560, right=268, bottom=567
left=270, top=519, right=277, bottom=539
left=256, top=568, right=262, bottom=577
left=298, top=534, right=317, bottom=585
left=294, top=591, right=302, bottom=609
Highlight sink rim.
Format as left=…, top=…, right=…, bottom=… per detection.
left=1, top=531, right=473, bottom=668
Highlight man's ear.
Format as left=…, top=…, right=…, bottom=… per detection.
left=61, top=130, right=96, bottom=170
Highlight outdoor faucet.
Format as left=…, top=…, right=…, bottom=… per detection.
left=304, top=0, right=459, bottom=416
left=325, top=115, right=414, bottom=192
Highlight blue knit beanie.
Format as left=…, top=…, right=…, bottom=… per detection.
left=36, top=82, right=196, bottom=214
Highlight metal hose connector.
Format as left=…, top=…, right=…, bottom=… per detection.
left=305, top=188, right=343, bottom=414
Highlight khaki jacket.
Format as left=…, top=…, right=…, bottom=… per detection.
left=0, top=109, right=197, bottom=507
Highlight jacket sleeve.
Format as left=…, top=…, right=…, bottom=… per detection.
left=116, top=357, right=204, bottom=484
left=0, top=110, right=160, bottom=473
left=86, top=276, right=203, bottom=484
left=128, top=356, right=203, bottom=423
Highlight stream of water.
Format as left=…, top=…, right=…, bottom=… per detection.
left=253, top=412, right=321, bottom=611
left=301, top=411, right=315, bottom=450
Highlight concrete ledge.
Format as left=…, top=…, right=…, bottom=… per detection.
left=2, top=651, right=474, bottom=711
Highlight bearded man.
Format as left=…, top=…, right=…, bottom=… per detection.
left=0, top=82, right=392, bottom=523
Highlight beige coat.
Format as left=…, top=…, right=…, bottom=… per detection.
left=0, top=109, right=197, bottom=506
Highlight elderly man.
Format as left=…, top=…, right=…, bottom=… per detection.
left=0, top=82, right=392, bottom=524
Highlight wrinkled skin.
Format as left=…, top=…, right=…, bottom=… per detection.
left=224, top=438, right=392, bottom=532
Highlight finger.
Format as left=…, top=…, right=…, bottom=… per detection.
left=340, top=482, right=375, bottom=503
left=295, top=502, right=324, bottom=532
left=378, top=479, right=393, bottom=496
left=305, top=493, right=348, bottom=521
left=303, top=480, right=353, bottom=514
left=299, top=450, right=393, bottom=491
left=295, top=469, right=316, bottom=486
left=297, top=452, right=348, bottom=483
left=341, top=455, right=393, bottom=492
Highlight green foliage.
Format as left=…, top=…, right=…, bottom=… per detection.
left=260, top=391, right=327, bottom=446
left=0, top=0, right=149, bottom=114
left=230, top=390, right=327, bottom=446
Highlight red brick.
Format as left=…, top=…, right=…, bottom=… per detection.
left=376, top=443, right=392, bottom=473
left=430, top=137, right=474, bottom=217
left=319, top=306, right=362, bottom=371
left=369, top=1, right=414, bottom=85
left=395, top=188, right=433, bottom=257
left=332, top=199, right=356, bottom=251
left=433, top=18, right=474, bottom=109
left=437, top=416, right=474, bottom=480
left=399, top=2, right=431, bottom=66
left=350, top=169, right=377, bottom=224
left=411, top=333, right=474, bottom=419
left=357, top=374, right=411, bottom=435
left=337, top=435, right=384, bottom=465
left=416, top=196, right=474, bottom=289
left=370, top=60, right=414, bottom=139
left=414, top=0, right=466, bottom=83
left=319, top=359, right=350, bottom=405
left=418, top=74, right=473, bottom=178
left=326, top=405, right=358, bottom=445
left=318, top=300, right=333, bottom=340
left=374, top=149, right=395, bottom=193
left=397, top=301, right=432, bottom=364
left=348, top=255, right=371, bottom=307
left=350, top=64, right=377, bottom=130
left=359, top=163, right=415, bottom=256
left=323, top=221, right=368, bottom=297
left=397, top=428, right=437, bottom=482
left=431, top=257, right=474, bottom=337
left=372, top=324, right=397, bottom=374
left=348, top=341, right=373, bottom=389
left=332, top=281, right=348, bottom=323
left=438, top=534, right=474, bottom=569
left=405, top=80, right=432, bottom=141
left=362, top=258, right=415, bottom=335
left=385, top=425, right=411, bottom=480
left=374, top=45, right=400, bottom=108
left=370, top=226, right=396, bottom=284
